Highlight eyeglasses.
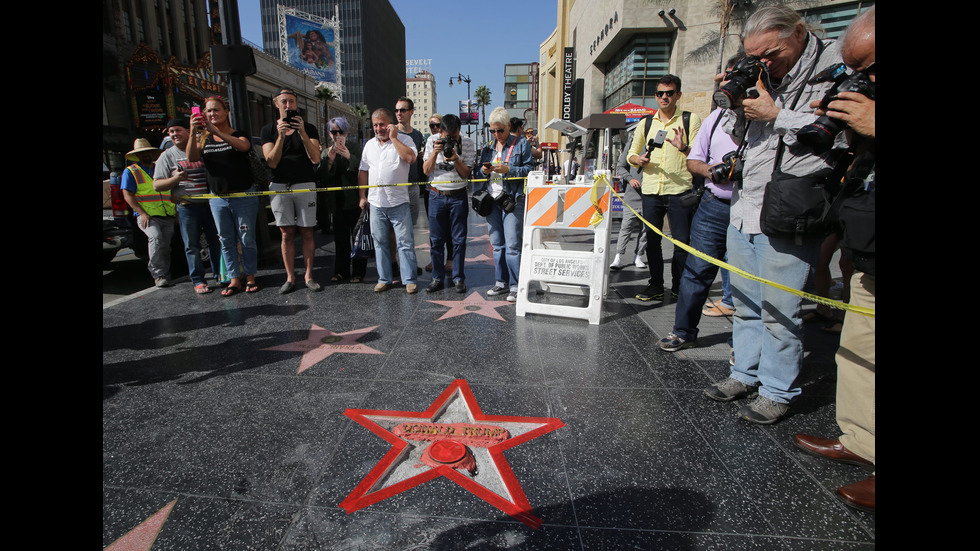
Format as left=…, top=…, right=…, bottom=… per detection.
left=655, top=90, right=677, bottom=98
left=395, top=108, right=412, bottom=113
left=490, top=128, right=508, bottom=134
left=429, top=123, right=441, bottom=129
left=330, top=129, right=344, bottom=135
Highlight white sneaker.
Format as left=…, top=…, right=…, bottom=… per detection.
left=610, top=253, right=624, bottom=269
left=634, top=255, right=647, bottom=269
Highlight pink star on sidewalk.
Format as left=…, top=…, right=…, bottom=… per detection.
left=428, top=292, right=513, bottom=321
left=262, top=325, right=383, bottom=373
left=340, top=379, right=565, bottom=529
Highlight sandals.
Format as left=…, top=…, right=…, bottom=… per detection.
left=331, top=274, right=346, bottom=283
left=350, top=276, right=363, bottom=284
left=222, top=285, right=242, bottom=297
left=194, top=284, right=212, bottom=294
left=245, top=280, right=260, bottom=293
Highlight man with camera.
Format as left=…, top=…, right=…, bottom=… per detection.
left=261, top=88, right=322, bottom=294
left=423, top=114, right=474, bottom=293
left=627, top=74, right=701, bottom=302
left=703, top=6, right=845, bottom=424
left=794, top=6, right=875, bottom=513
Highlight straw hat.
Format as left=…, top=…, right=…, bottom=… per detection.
left=125, top=138, right=162, bottom=162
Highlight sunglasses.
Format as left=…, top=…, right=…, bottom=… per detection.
left=395, top=108, right=412, bottom=113
left=429, top=123, right=441, bottom=129
left=330, top=129, right=344, bottom=135
left=655, top=90, right=677, bottom=98
left=490, top=128, right=508, bottom=134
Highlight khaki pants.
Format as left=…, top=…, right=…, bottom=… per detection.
left=837, top=272, right=875, bottom=467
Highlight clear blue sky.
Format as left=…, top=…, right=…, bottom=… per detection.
left=237, top=0, right=556, bottom=121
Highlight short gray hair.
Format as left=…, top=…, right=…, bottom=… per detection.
left=743, top=6, right=804, bottom=40
left=488, top=106, right=509, bottom=128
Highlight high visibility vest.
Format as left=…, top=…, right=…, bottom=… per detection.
left=127, top=164, right=175, bottom=217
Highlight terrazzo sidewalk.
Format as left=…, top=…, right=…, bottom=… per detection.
left=103, top=204, right=873, bottom=550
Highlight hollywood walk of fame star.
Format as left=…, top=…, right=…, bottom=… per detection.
left=428, top=292, right=513, bottom=321
left=262, top=325, right=383, bottom=374
left=465, top=253, right=493, bottom=263
left=105, top=499, right=176, bottom=551
left=340, top=379, right=564, bottom=529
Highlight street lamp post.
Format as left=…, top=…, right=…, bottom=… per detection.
left=449, top=73, right=472, bottom=139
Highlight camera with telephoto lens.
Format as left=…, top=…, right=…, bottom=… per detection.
left=796, top=63, right=876, bottom=151
left=708, top=151, right=744, bottom=184
left=713, top=57, right=770, bottom=109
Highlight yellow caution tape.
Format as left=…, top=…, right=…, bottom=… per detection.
left=194, top=177, right=527, bottom=200
left=607, top=184, right=874, bottom=318
left=588, top=173, right=608, bottom=227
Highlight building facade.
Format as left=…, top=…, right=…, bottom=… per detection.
left=260, top=0, right=406, bottom=112
left=406, top=70, right=437, bottom=131
left=503, top=63, right=539, bottom=133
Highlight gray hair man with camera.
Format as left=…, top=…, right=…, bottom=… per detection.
left=704, top=6, right=846, bottom=425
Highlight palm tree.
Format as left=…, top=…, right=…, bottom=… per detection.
left=474, top=85, right=492, bottom=147
left=315, top=85, right=337, bottom=102
left=352, top=104, right=369, bottom=140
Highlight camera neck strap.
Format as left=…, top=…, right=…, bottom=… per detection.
left=773, top=35, right=825, bottom=169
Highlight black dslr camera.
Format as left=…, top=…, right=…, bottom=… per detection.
left=797, top=63, right=876, bottom=151
left=437, top=136, right=458, bottom=171
left=708, top=151, right=744, bottom=184
left=713, top=57, right=771, bottom=109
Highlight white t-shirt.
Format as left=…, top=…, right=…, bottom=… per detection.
left=359, top=133, right=417, bottom=208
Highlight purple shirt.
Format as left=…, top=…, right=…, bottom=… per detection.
left=688, top=108, right=738, bottom=200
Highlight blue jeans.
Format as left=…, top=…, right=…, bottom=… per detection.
left=209, top=193, right=259, bottom=279
left=177, top=202, right=221, bottom=286
left=370, top=202, right=418, bottom=285
left=486, top=195, right=525, bottom=291
left=428, top=190, right=468, bottom=282
left=727, top=224, right=820, bottom=404
left=641, top=193, right=694, bottom=289
left=673, top=192, right=730, bottom=341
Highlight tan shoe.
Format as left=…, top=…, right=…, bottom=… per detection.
left=703, top=300, right=735, bottom=317
left=406, top=283, right=418, bottom=294
left=374, top=283, right=392, bottom=293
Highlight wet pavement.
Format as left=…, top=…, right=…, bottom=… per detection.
left=103, top=202, right=873, bottom=550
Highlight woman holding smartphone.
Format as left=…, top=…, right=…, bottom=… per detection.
left=187, top=96, right=260, bottom=296
left=476, top=106, right=534, bottom=302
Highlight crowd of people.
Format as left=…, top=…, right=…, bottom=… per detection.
left=120, top=4, right=873, bottom=514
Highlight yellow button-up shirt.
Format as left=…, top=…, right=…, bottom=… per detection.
left=628, top=111, right=701, bottom=195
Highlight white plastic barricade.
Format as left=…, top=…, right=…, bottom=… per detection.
left=516, top=170, right=612, bottom=325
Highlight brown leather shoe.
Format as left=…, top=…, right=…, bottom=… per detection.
left=794, top=434, right=874, bottom=468
left=837, top=475, right=875, bottom=513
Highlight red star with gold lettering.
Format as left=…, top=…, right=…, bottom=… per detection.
left=428, top=291, right=513, bottom=321
left=340, top=379, right=565, bottom=529
left=262, top=325, right=383, bottom=374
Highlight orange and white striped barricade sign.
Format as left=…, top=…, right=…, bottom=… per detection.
left=516, top=170, right=612, bottom=325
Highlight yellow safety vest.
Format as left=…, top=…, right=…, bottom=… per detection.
left=127, top=164, right=176, bottom=217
